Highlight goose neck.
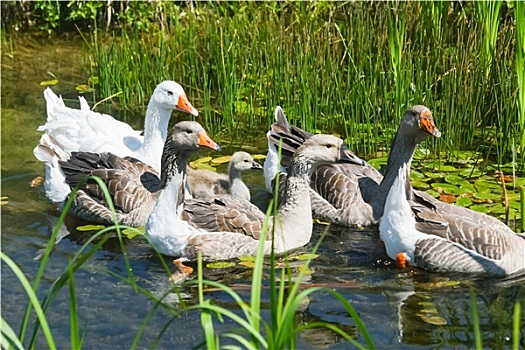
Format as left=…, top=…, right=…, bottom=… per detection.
left=141, top=101, right=172, bottom=164
left=381, top=130, right=418, bottom=192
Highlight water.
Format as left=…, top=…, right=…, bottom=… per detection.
left=2, top=32, right=524, bottom=349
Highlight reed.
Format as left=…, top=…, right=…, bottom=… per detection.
left=515, top=0, right=525, bottom=167
left=82, top=2, right=521, bottom=168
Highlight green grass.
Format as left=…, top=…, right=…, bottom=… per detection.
left=78, top=1, right=522, bottom=169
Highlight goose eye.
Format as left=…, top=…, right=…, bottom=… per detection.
left=167, top=90, right=174, bottom=96
left=243, top=159, right=250, bottom=163
left=325, top=144, right=334, bottom=149
left=185, top=129, right=193, bottom=134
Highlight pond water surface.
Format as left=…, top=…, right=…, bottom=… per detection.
left=2, top=33, right=525, bottom=349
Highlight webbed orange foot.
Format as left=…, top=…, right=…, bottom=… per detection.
left=396, top=252, right=407, bottom=269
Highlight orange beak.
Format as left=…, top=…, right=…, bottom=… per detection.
left=198, top=131, right=221, bottom=151
left=420, top=110, right=441, bottom=138
left=176, top=95, right=199, bottom=116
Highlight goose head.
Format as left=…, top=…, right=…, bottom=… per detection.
left=164, top=121, right=221, bottom=154
left=294, top=134, right=365, bottom=172
left=229, top=151, right=263, bottom=172
left=152, top=81, right=199, bottom=116
left=399, top=105, right=441, bottom=144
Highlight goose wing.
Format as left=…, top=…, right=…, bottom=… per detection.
left=411, top=190, right=512, bottom=261
left=59, top=152, right=157, bottom=224
left=182, top=198, right=267, bottom=239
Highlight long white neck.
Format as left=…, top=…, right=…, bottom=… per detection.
left=272, top=154, right=313, bottom=253
left=139, top=101, right=172, bottom=171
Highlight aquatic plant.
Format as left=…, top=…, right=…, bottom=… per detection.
left=76, top=2, right=522, bottom=169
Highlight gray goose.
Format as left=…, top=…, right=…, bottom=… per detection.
left=380, top=163, right=525, bottom=276
left=148, top=133, right=365, bottom=261
left=263, top=105, right=441, bottom=227
left=58, top=121, right=220, bottom=226
left=34, top=81, right=199, bottom=204
left=186, top=151, right=262, bottom=201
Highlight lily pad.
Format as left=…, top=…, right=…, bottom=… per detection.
left=297, top=264, right=313, bottom=275
left=431, top=183, right=461, bottom=195
left=193, top=156, right=213, bottom=164
left=469, top=204, right=489, bottom=213
left=238, top=255, right=256, bottom=262
left=458, top=184, right=477, bottom=194
left=39, top=79, right=58, bottom=86
left=206, top=261, right=236, bottom=269
left=444, top=175, right=470, bottom=187
left=75, top=84, right=93, bottom=93
left=252, top=154, right=266, bottom=160
left=211, top=155, right=233, bottom=165
left=193, top=163, right=216, bottom=171
left=455, top=196, right=472, bottom=207
left=473, top=192, right=502, bottom=201
left=424, top=172, right=446, bottom=179
left=411, top=180, right=430, bottom=190
left=296, top=253, right=319, bottom=260
left=410, top=170, right=426, bottom=180
left=426, top=189, right=440, bottom=198
left=76, top=225, right=105, bottom=231
left=439, top=193, right=456, bottom=203
left=122, top=226, right=145, bottom=239
left=238, top=261, right=255, bottom=268
left=459, top=168, right=484, bottom=178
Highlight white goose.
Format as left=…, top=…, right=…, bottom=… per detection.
left=33, top=81, right=198, bottom=204
left=146, top=133, right=365, bottom=263
left=264, top=105, right=441, bottom=226
left=380, top=163, right=525, bottom=276
left=57, top=121, right=220, bottom=226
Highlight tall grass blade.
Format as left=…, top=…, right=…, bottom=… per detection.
left=515, top=0, right=525, bottom=166
left=513, top=300, right=521, bottom=350
left=470, top=289, right=483, bottom=349
left=68, top=261, right=81, bottom=349
left=1, top=252, right=56, bottom=350
left=1, top=316, right=24, bottom=350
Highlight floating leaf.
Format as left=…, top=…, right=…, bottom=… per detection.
left=193, top=156, right=213, bottom=164
left=426, top=189, right=440, bottom=198
left=459, top=168, right=484, bottom=178
left=475, top=179, right=501, bottom=190
left=439, top=193, right=456, bottom=203
left=194, top=163, right=216, bottom=171
left=411, top=180, right=429, bottom=190
left=444, top=175, right=470, bottom=187
left=238, top=255, right=256, bottom=262
left=473, top=192, right=502, bottom=201
left=238, top=261, right=255, bottom=268
left=252, top=154, right=266, bottom=160
left=456, top=196, right=472, bottom=207
left=296, top=253, right=319, bottom=260
left=458, top=184, right=477, bottom=194
left=76, top=225, right=105, bottom=231
left=122, top=226, right=145, bottom=239
left=410, top=170, right=426, bottom=180
left=211, top=155, right=233, bottom=165
left=469, top=204, right=489, bottom=213
left=424, top=172, right=446, bottom=179
left=206, top=261, right=235, bottom=269
left=75, top=84, right=93, bottom=93
left=297, top=264, right=313, bottom=275
left=39, top=79, right=58, bottom=86
left=0, top=196, right=8, bottom=205
left=431, top=183, right=461, bottom=195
